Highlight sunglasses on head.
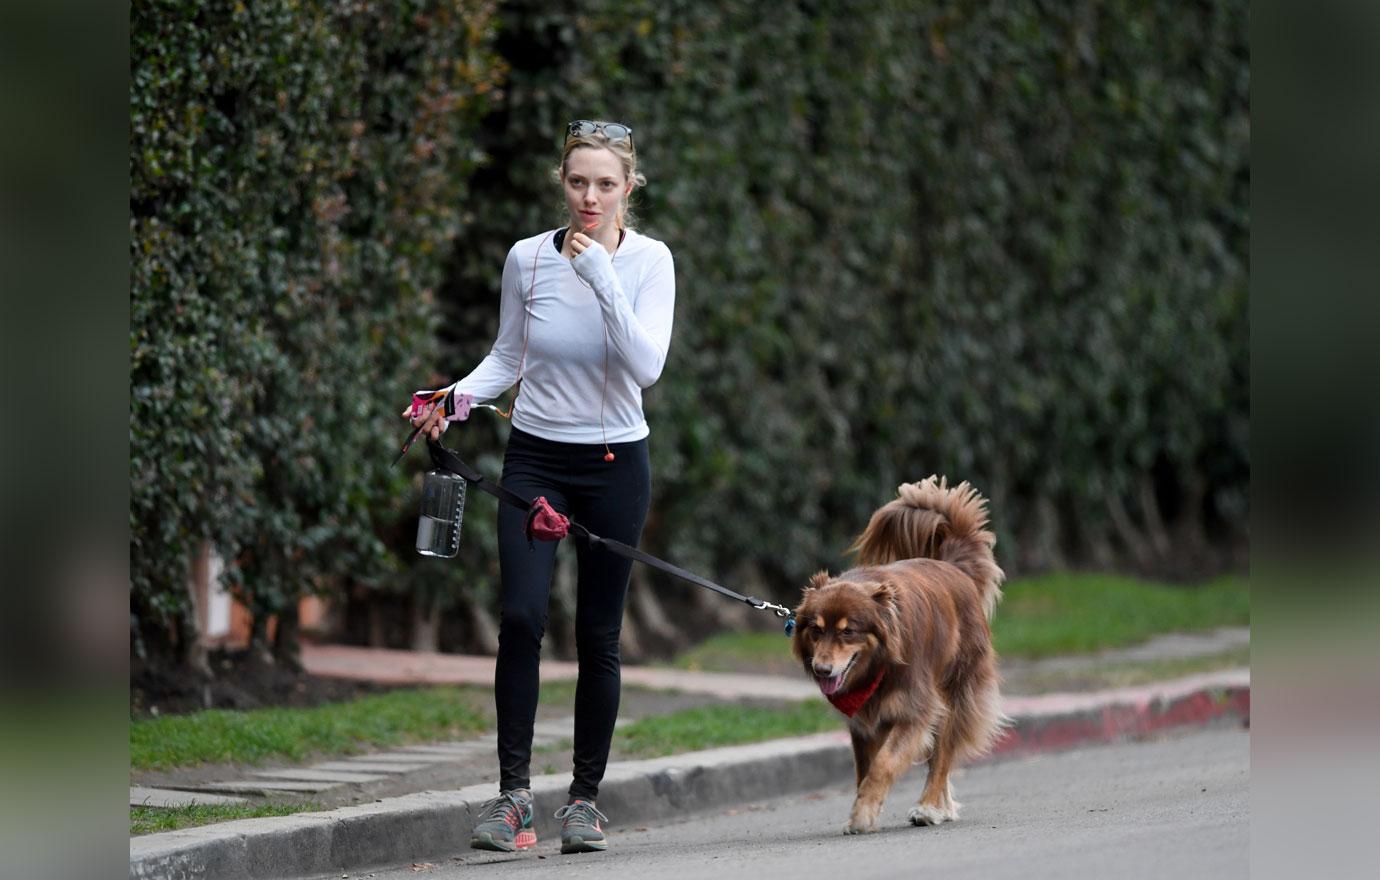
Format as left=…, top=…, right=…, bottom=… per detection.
left=567, top=119, right=633, bottom=145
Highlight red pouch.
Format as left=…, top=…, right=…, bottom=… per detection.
left=525, top=496, right=569, bottom=542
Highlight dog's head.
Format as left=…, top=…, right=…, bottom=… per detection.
left=792, top=571, right=904, bottom=697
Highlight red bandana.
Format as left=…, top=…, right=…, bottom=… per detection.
left=825, top=669, right=887, bottom=717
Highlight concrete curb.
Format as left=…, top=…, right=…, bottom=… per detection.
left=130, top=669, right=1249, bottom=880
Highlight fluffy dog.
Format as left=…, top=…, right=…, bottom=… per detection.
left=792, top=476, right=1007, bottom=834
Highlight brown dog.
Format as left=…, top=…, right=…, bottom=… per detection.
left=792, top=476, right=1007, bottom=834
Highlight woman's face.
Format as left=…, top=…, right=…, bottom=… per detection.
left=562, top=146, right=631, bottom=235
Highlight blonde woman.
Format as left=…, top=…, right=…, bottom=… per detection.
left=406, top=120, right=674, bottom=854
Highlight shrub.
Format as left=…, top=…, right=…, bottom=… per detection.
left=130, top=0, right=504, bottom=658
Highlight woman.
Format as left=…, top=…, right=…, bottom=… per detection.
left=404, top=119, right=674, bottom=854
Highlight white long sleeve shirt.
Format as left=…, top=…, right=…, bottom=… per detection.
left=449, top=227, right=676, bottom=443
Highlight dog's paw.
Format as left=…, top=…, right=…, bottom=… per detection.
left=907, top=802, right=959, bottom=826
left=845, top=801, right=881, bottom=834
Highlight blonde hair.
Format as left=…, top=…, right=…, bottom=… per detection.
left=553, top=132, right=647, bottom=230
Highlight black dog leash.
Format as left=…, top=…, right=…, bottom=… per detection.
left=425, top=439, right=797, bottom=633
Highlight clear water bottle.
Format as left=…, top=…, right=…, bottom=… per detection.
left=416, top=469, right=466, bottom=558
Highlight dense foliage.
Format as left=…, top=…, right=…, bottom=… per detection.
left=130, top=0, right=503, bottom=658
left=131, top=0, right=1249, bottom=663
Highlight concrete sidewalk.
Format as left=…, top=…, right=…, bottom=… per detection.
left=299, top=643, right=823, bottom=701
left=130, top=662, right=1249, bottom=880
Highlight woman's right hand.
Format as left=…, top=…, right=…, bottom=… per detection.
left=400, top=401, right=448, bottom=441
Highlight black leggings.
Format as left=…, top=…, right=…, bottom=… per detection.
left=494, top=427, right=650, bottom=801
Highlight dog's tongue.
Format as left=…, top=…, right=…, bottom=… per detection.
left=818, top=674, right=845, bottom=697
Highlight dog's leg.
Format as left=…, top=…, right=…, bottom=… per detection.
left=845, top=718, right=933, bottom=834
left=910, top=677, right=1003, bottom=826
left=909, top=725, right=960, bottom=826
left=849, top=720, right=891, bottom=790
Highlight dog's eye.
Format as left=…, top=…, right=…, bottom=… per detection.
left=840, top=628, right=855, bottom=637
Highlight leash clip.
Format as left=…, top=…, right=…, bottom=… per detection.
left=750, top=599, right=797, bottom=638
left=753, top=599, right=793, bottom=618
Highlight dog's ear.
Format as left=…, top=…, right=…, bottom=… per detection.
left=870, top=581, right=897, bottom=609
left=795, top=570, right=830, bottom=620
left=792, top=571, right=829, bottom=663
left=870, top=581, right=906, bottom=666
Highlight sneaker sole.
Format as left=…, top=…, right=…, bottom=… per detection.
left=560, top=835, right=607, bottom=854
left=471, top=830, right=537, bottom=852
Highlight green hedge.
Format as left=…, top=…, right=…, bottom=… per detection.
left=131, top=0, right=1248, bottom=659
left=448, top=0, right=1249, bottom=595
left=130, top=0, right=503, bottom=654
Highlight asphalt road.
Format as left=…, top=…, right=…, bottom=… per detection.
left=337, top=726, right=1248, bottom=880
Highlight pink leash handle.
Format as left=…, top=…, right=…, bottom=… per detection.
left=396, top=389, right=475, bottom=465
left=409, top=388, right=473, bottom=422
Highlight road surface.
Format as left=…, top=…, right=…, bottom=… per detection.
left=334, top=726, right=1248, bottom=880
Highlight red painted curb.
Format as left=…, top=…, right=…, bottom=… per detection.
left=991, top=683, right=1250, bottom=759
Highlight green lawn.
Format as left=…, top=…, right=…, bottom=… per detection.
left=613, top=701, right=840, bottom=758
left=130, top=802, right=322, bottom=835
left=672, top=632, right=800, bottom=676
left=994, top=572, right=1249, bottom=658
left=673, top=572, right=1250, bottom=672
left=130, top=687, right=489, bottom=771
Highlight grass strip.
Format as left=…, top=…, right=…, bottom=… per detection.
left=130, top=687, right=489, bottom=771
left=130, top=802, right=321, bottom=836
left=994, top=572, right=1249, bottom=659
left=613, top=701, right=840, bottom=759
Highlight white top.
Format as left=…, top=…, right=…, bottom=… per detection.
left=447, top=227, right=676, bottom=443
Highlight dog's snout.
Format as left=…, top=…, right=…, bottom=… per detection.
left=813, top=660, right=834, bottom=676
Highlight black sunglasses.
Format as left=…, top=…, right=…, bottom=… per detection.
left=567, top=119, right=634, bottom=145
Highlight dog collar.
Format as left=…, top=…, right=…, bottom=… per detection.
left=826, top=668, right=886, bottom=717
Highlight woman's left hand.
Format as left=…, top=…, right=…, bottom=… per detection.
left=569, top=231, right=600, bottom=257
left=570, top=232, right=614, bottom=288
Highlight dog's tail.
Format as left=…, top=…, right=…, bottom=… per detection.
left=849, top=476, right=1005, bottom=618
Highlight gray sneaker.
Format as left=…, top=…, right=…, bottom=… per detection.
left=470, top=789, right=536, bottom=852
left=554, top=799, right=608, bottom=853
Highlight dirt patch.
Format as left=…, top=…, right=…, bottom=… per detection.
left=131, top=647, right=395, bottom=719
